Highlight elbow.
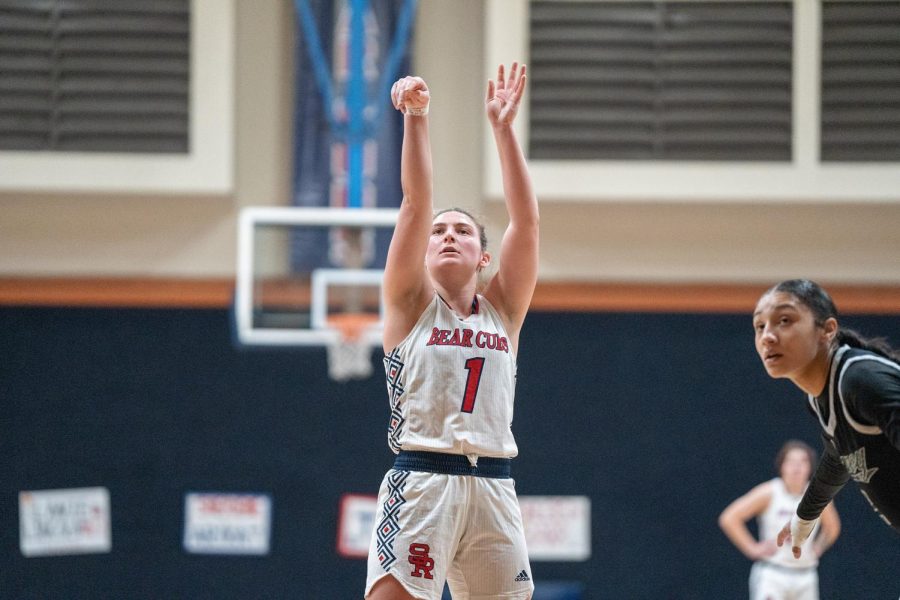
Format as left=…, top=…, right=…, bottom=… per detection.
left=400, top=188, right=433, bottom=210
left=717, top=511, right=730, bottom=532
left=519, top=212, right=540, bottom=234
left=717, top=506, right=742, bottom=534
left=507, top=214, right=540, bottom=242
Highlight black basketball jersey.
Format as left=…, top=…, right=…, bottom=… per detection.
left=806, top=345, right=900, bottom=531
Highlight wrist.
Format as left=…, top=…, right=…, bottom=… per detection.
left=793, top=515, right=817, bottom=527
left=405, top=104, right=429, bottom=117
left=791, top=514, right=817, bottom=543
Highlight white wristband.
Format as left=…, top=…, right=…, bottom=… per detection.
left=790, top=514, right=817, bottom=547
left=405, top=104, right=429, bottom=117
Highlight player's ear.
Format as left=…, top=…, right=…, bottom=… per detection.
left=822, top=317, right=838, bottom=343
left=478, top=251, right=492, bottom=272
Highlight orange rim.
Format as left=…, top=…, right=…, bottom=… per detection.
left=327, top=313, right=380, bottom=342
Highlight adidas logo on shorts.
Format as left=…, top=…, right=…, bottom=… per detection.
left=514, top=569, right=531, bottom=582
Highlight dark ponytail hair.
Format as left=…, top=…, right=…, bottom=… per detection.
left=769, top=279, right=900, bottom=362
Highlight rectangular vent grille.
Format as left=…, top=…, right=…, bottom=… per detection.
left=528, top=1, right=793, bottom=160
left=0, top=0, right=190, bottom=153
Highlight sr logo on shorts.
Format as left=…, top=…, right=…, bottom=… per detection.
left=408, top=543, right=435, bottom=579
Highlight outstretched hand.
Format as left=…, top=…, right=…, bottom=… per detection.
left=486, top=62, right=527, bottom=127
left=391, top=76, right=430, bottom=115
left=776, top=515, right=817, bottom=559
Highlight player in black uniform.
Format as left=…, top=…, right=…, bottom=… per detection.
left=752, top=279, right=900, bottom=558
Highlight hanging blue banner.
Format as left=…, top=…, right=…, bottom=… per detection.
left=291, top=0, right=416, bottom=272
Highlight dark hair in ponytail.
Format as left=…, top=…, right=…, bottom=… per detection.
left=768, top=279, right=900, bottom=362
left=833, top=329, right=900, bottom=362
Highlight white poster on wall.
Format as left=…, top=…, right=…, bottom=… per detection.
left=336, top=494, right=377, bottom=558
left=19, top=487, right=112, bottom=557
left=183, top=492, right=272, bottom=555
left=519, top=495, right=591, bottom=561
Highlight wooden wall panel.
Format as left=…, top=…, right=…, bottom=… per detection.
left=2, top=277, right=899, bottom=314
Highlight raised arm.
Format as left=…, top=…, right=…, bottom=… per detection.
left=481, top=63, right=539, bottom=351
left=382, top=76, right=436, bottom=352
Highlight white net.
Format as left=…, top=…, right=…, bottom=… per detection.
left=326, top=336, right=374, bottom=382
left=325, top=313, right=379, bottom=382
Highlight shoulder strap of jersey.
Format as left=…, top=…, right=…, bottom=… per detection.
left=837, top=351, right=887, bottom=435
left=807, top=345, right=850, bottom=436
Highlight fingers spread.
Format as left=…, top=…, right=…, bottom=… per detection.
left=511, top=74, right=526, bottom=104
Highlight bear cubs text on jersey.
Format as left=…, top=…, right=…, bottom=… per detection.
left=425, top=327, right=510, bottom=353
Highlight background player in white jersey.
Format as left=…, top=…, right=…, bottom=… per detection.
left=752, top=279, right=900, bottom=558
left=365, top=62, right=538, bottom=600
left=719, top=440, right=840, bottom=600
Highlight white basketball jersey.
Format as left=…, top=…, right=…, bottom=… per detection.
left=759, top=478, right=819, bottom=568
left=382, top=294, right=518, bottom=459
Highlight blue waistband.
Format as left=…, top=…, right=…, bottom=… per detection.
left=393, top=451, right=512, bottom=479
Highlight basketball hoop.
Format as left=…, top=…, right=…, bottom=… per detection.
left=326, top=313, right=380, bottom=382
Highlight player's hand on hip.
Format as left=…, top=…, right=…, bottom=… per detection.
left=391, top=76, right=429, bottom=116
left=486, top=62, right=527, bottom=128
left=750, top=539, right=778, bottom=560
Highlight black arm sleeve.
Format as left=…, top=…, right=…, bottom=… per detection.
left=796, top=439, right=850, bottom=521
left=842, top=359, right=900, bottom=451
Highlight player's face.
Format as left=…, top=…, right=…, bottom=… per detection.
left=426, top=212, right=487, bottom=277
left=753, top=291, right=831, bottom=382
left=780, top=448, right=812, bottom=487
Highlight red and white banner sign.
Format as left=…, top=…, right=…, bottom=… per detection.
left=333, top=492, right=591, bottom=562
left=19, top=487, right=112, bottom=557
left=520, top=495, right=591, bottom=561
left=183, top=493, right=271, bottom=555
left=336, top=494, right=377, bottom=558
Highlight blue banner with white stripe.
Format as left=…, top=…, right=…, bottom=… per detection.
left=292, top=0, right=416, bottom=271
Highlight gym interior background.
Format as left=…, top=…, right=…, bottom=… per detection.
left=2, top=1, right=898, bottom=598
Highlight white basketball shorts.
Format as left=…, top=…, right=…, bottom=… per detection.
left=750, top=561, right=819, bottom=600
left=365, top=468, right=533, bottom=600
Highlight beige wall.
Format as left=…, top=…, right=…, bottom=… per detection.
left=1, top=0, right=898, bottom=284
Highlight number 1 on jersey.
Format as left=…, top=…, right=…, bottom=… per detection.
left=461, top=357, right=485, bottom=413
